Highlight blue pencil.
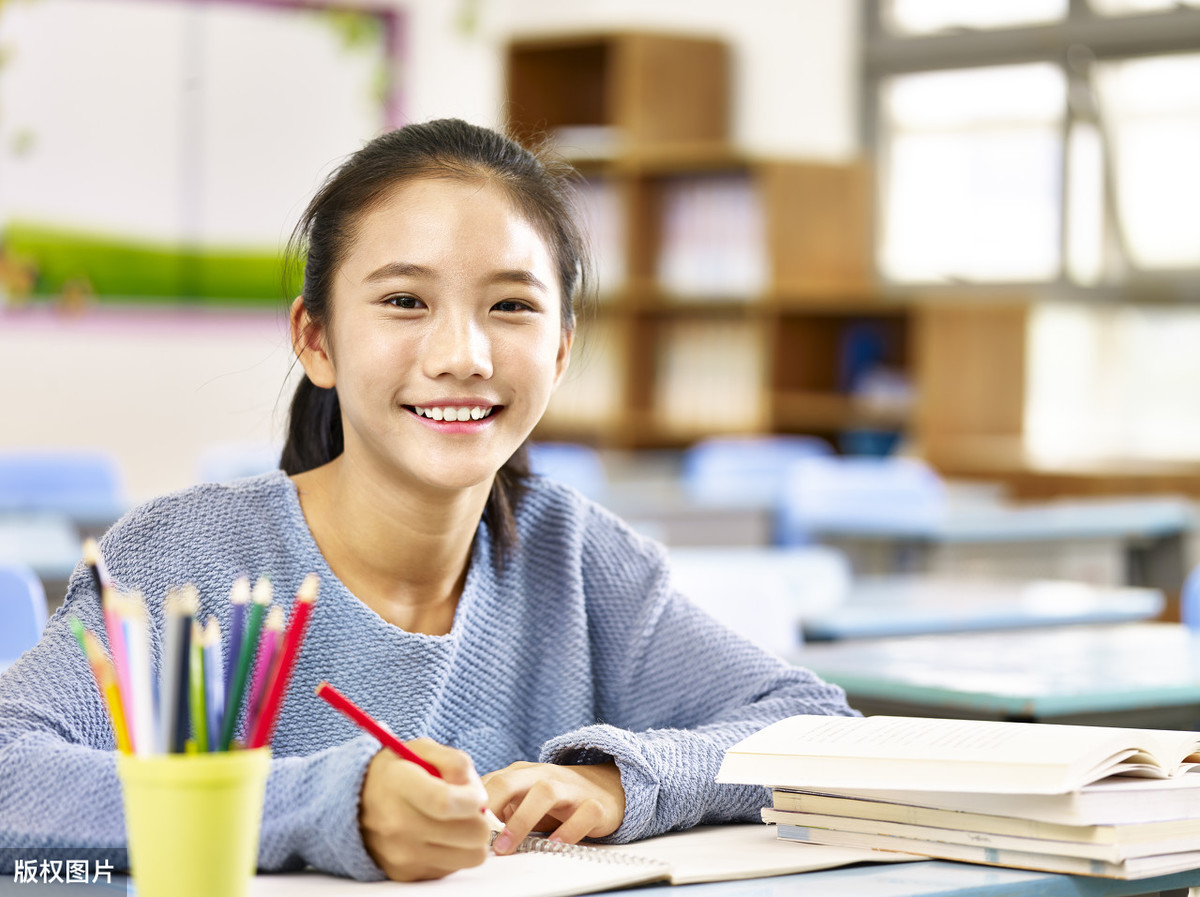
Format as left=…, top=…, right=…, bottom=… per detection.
left=223, top=577, right=251, bottom=702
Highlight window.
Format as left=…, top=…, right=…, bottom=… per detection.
left=866, top=0, right=1200, bottom=287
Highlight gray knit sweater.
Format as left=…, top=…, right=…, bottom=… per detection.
left=0, top=471, right=854, bottom=880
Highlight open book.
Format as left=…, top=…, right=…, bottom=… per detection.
left=248, top=824, right=922, bottom=897
left=716, top=715, right=1200, bottom=794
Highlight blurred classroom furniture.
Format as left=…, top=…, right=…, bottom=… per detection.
left=799, top=622, right=1200, bottom=730
left=0, top=449, right=127, bottom=529
left=528, top=441, right=609, bottom=503
left=681, top=435, right=830, bottom=509
left=667, top=546, right=851, bottom=657
left=195, top=442, right=282, bottom=485
left=0, top=562, right=48, bottom=672
left=800, top=576, right=1164, bottom=641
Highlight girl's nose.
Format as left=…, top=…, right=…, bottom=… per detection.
left=426, top=311, right=493, bottom=380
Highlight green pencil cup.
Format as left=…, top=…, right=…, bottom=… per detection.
left=117, top=748, right=270, bottom=897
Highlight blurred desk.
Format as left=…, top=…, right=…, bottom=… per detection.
left=810, top=496, right=1195, bottom=591
left=799, top=622, right=1200, bottom=729
left=802, top=576, right=1164, bottom=641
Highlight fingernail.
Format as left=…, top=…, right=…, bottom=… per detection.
left=492, top=830, right=513, bottom=854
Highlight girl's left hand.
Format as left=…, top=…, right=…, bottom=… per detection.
left=480, top=760, right=626, bottom=855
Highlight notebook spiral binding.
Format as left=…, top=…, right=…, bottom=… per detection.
left=512, top=834, right=667, bottom=869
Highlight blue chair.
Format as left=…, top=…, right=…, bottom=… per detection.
left=196, top=442, right=282, bottom=484
left=528, top=442, right=608, bottom=502
left=777, top=455, right=946, bottom=546
left=681, top=435, right=831, bottom=509
left=0, top=450, right=127, bottom=525
left=1182, top=565, right=1200, bottom=630
left=0, top=562, right=48, bottom=667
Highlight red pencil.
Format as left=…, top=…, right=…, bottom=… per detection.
left=314, top=681, right=439, bottom=775
left=315, top=680, right=504, bottom=832
left=246, top=574, right=318, bottom=749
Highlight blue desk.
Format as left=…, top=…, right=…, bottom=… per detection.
left=802, top=576, right=1164, bottom=641
left=798, top=622, right=1200, bottom=728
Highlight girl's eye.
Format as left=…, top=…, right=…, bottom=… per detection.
left=493, top=299, right=533, bottom=313
left=385, top=294, right=424, bottom=310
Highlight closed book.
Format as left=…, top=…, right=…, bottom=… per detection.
left=761, top=807, right=1200, bottom=863
left=773, top=822, right=1200, bottom=880
left=778, top=774, right=1200, bottom=827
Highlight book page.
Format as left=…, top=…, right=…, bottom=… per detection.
left=718, top=716, right=1200, bottom=793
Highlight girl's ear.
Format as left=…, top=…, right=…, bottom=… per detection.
left=553, top=328, right=574, bottom=388
left=289, top=296, right=336, bottom=388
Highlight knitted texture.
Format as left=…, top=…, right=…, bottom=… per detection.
left=0, top=471, right=855, bottom=880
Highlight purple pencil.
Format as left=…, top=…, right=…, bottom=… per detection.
left=246, top=605, right=284, bottom=726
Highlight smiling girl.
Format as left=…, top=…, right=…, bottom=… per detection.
left=0, top=119, right=855, bottom=882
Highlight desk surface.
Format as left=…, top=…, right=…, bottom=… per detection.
left=802, top=576, right=1165, bottom=641
left=617, top=860, right=1200, bottom=897
left=805, top=496, right=1196, bottom=543
left=799, top=622, right=1200, bottom=725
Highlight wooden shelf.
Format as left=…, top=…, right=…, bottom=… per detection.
left=772, top=390, right=911, bottom=433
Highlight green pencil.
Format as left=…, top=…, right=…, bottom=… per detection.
left=219, top=577, right=272, bottom=750
left=188, top=619, right=207, bottom=753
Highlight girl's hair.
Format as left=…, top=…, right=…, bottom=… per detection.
left=280, top=118, right=591, bottom=564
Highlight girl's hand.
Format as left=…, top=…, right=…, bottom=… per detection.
left=359, top=738, right=493, bottom=881
left=481, top=760, right=626, bottom=855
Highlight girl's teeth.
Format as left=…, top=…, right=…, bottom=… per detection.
left=415, top=406, right=493, bottom=421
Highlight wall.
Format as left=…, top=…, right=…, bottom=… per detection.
left=0, top=0, right=863, bottom=503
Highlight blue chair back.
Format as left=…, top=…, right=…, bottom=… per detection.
left=196, top=442, right=282, bottom=484
left=681, top=435, right=831, bottom=508
left=0, top=562, right=48, bottom=663
left=0, top=450, right=126, bottom=522
left=1182, top=565, right=1200, bottom=630
left=528, top=442, right=608, bottom=502
left=777, top=455, right=946, bottom=546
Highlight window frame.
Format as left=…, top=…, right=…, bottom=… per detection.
left=862, top=0, right=1200, bottom=297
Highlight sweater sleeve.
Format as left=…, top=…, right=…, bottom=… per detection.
left=537, top=507, right=858, bottom=844
left=0, top=569, right=387, bottom=881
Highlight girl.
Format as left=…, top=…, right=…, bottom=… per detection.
left=0, top=119, right=855, bottom=882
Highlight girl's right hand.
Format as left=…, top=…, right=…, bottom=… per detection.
left=359, top=738, right=493, bottom=881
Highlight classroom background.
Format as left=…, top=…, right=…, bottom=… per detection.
left=4, top=0, right=1200, bottom=705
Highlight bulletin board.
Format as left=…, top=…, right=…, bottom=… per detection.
left=0, top=0, right=402, bottom=305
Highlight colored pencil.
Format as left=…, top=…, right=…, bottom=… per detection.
left=246, top=575, right=318, bottom=749
left=120, top=592, right=155, bottom=757
left=81, top=538, right=111, bottom=595
left=188, top=619, right=207, bottom=753
left=246, top=604, right=284, bottom=727
left=315, top=681, right=503, bottom=833
left=220, top=577, right=271, bottom=750
left=223, top=576, right=251, bottom=701
left=81, top=629, right=132, bottom=754
left=202, top=618, right=225, bottom=753
left=159, top=588, right=196, bottom=754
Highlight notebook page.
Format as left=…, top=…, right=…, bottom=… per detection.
left=590, top=823, right=925, bottom=884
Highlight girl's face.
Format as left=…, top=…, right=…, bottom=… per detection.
left=295, top=176, right=572, bottom=495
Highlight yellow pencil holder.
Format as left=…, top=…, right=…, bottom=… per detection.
left=117, top=748, right=270, bottom=897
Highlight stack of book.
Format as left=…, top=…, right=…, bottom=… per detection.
left=717, top=714, right=1200, bottom=879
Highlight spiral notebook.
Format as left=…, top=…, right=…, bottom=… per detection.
left=250, top=823, right=922, bottom=896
